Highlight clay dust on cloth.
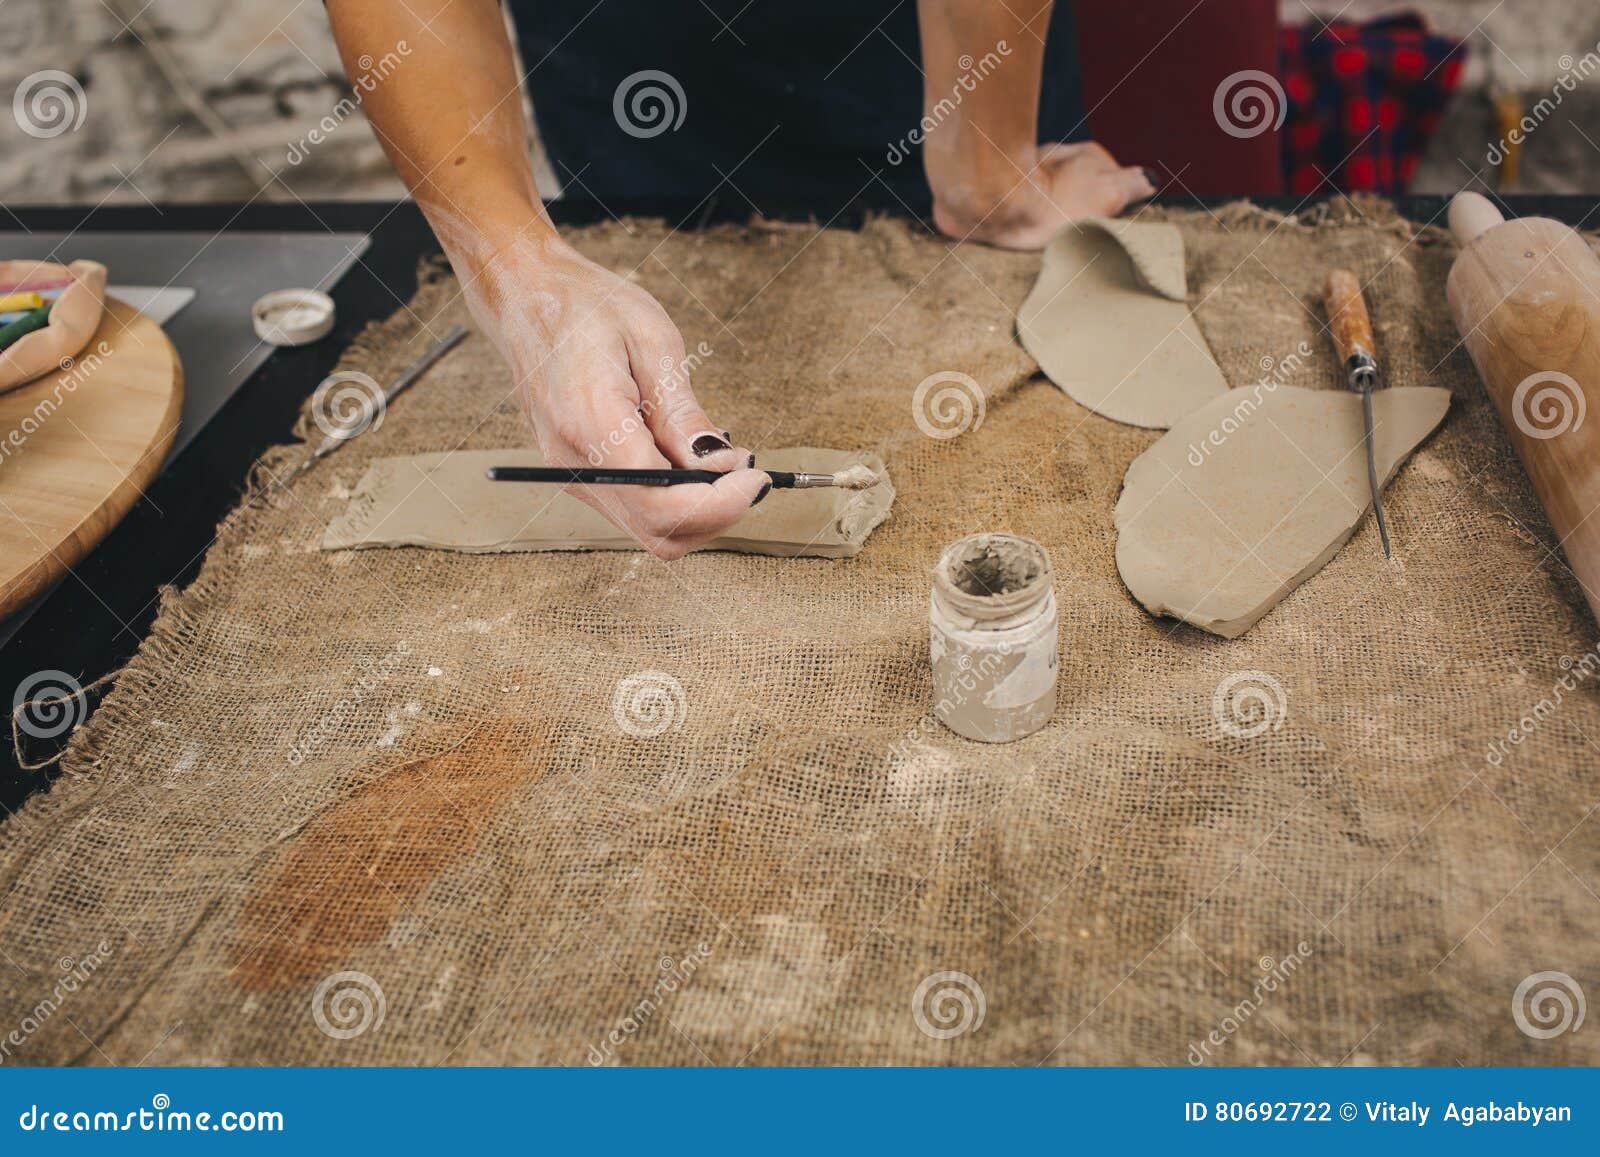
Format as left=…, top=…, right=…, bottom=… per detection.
left=2, top=204, right=1597, bottom=1066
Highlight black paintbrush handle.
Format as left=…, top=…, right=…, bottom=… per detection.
left=486, top=466, right=799, bottom=487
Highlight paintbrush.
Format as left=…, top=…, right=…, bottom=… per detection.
left=486, top=464, right=881, bottom=490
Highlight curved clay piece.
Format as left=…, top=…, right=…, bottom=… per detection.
left=1017, top=218, right=1226, bottom=429
left=0, top=259, right=108, bottom=394
left=1091, top=217, right=1188, bottom=301
left=1114, top=385, right=1450, bottom=638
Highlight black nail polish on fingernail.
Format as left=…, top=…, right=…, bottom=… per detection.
left=751, top=481, right=772, bottom=506
left=746, top=454, right=756, bottom=469
left=692, top=433, right=732, bottom=457
left=722, top=430, right=732, bottom=441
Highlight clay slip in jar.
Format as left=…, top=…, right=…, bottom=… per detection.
left=929, top=533, right=1058, bottom=742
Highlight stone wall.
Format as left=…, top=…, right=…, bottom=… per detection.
left=1, top=0, right=1594, bottom=206
left=1, top=0, right=409, bottom=204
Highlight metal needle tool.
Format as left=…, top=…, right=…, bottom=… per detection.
left=1322, top=269, right=1392, bottom=558
left=277, top=323, right=470, bottom=489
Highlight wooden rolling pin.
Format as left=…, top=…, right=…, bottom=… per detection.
left=1446, top=191, right=1600, bottom=625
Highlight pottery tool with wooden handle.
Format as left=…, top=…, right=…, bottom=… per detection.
left=1446, top=191, right=1600, bottom=624
left=1322, top=267, right=1392, bottom=557
left=276, top=324, right=469, bottom=489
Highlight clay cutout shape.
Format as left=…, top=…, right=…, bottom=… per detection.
left=323, top=447, right=894, bottom=559
left=0, top=260, right=107, bottom=394
left=1017, top=218, right=1227, bottom=428
left=1114, top=385, right=1450, bottom=638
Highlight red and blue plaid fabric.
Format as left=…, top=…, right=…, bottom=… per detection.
left=1280, top=13, right=1466, bottom=196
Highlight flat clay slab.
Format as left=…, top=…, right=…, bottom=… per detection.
left=322, top=447, right=894, bottom=559
left=1114, top=385, right=1450, bottom=638
left=1017, top=218, right=1227, bottom=429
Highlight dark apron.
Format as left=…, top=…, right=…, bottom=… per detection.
left=510, top=1, right=1087, bottom=213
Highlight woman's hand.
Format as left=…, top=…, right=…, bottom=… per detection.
left=462, top=229, right=768, bottom=560
left=929, top=140, right=1155, bottom=251
left=913, top=0, right=1152, bottom=250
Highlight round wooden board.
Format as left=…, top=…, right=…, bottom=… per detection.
left=0, top=297, right=183, bottom=619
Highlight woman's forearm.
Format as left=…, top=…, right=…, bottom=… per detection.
left=917, top=0, right=1149, bottom=245
left=326, top=0, right=560, bottom=313
left=916, top=0, right=1052, bottom=212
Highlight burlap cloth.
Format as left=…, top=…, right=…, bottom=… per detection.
left=3, top=200, right=1597, bottom=1066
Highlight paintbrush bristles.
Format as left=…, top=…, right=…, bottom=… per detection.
left=831, top=464, right=881, bottom=490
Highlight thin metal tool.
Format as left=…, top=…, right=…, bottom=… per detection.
left=1322, top=270, right=1392, bottom=558
left=278, top=324, right=469, bottom=488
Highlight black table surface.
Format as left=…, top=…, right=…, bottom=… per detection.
left=2, top=193, right=1596, bottom=812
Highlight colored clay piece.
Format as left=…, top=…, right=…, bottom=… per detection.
left=1017, top=218, right=1227, bottom=429
left=0, top=292, right=45, bottom=314
left=0, top=277, right=72, bottom=294
left=0, top=304, right=51, bottom=352
left=0, top=259, right=107, bottom=394
left=1114, top=385, right=1450, bottom=638
left=323, top=447, right=895, bottom=559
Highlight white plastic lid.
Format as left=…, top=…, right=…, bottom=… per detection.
left=252, top=288, right=335, bottom=346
